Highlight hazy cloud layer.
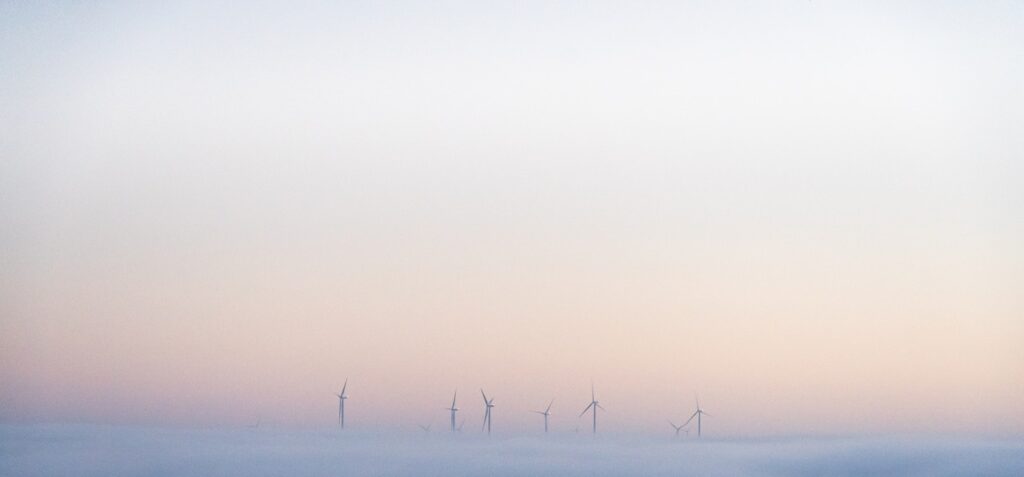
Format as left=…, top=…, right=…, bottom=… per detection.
left=2, top=425, right=1022, bottom=477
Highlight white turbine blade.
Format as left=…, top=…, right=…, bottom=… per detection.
left=591, top=383, right=596, bottom=401
left=702, top=412, right=712, bottom=418
left=452, top=390, right=458, bottom=408
left=683, top=410, right=698, bottom=427
left=668, top=420, right=677, bottom=429
left=341, top=379, right=347, bottom=396
left=546, top=399, right=554, bottom=413
left=596, top=403, right=606, bottom=411
left=695, top=393, right=700, bottom=410
left=480, top=389, right=489, bottom=403
left=579, top=402, right=594, bottom=417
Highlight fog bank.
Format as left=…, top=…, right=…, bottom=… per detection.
left=2, top=425, right=1022, bottom=477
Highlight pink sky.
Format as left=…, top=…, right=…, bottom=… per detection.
left=1, top=1, right=1021, bottom=436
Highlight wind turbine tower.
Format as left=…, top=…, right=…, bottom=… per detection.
left=668, top=420, right=685, bottom=438
left=480, top=389, right=495, bottom=435
left=684, top=394, right=711, bottom=438
left=446, top=390, right=459, bottom=432
left=532, top=399, right=554, bottom=433
left=335, top=379, right=349, bottom=429
left=579, top=383, right=604, bottom=435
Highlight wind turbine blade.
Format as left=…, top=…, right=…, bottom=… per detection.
left=695, top=393, right=700, bottom=409
left=481, top=389, right=488, bottom=403
left=591, top=383, right=595, bottom=401
left=683, top=411, right=698, bottom=427
left=452, top=390, right=457, bottom=408
left=341, top=379, right=347, bottom=395
left=596, top=403, right=605, bottom=411
left=702, top=412, right=712, bottom=418
left=546, top=399, right=554, bottom=413
left=579, top=402, right=594, bottom=417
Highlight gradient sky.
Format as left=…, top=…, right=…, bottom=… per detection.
left=1, top=1, right=1021, bottom=436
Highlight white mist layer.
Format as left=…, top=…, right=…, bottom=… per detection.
left=2, top=425, right=1022, bottom=477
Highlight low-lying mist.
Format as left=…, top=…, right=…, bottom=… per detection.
left=2, top=424, right=1022, bottom=477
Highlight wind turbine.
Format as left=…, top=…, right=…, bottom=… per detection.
left=668, top=420, right=685, bottom=438
left=579, top=383, right=604, bottom=435
left=334, top=379, right=349, bottom=429
left=446, top=390, right=459, bottom=432
left=480, top=389, right=495, bottom=435
left=683, top=394, right=711, bottom=438
left=418, top=423, right=432, bottom=433
left=532, top=399, right=554, bottom=433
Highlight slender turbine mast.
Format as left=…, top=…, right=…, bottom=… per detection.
left=480, top=389, right=495, bottom=435
left=446, top=390, right=459, bottom=432
left=444, top=391, right=460, bottom=431
left=448, top=391, right=464, bottom=431
left=683, top=394, right=711, bottom=438
left=335, top=379, right=349, bottom=429
left=532, top=399, right=554, bottom=433
left=579, top=383, right=604, bottom=435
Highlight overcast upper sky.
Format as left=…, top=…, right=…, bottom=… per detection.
left=1, top=1, right=1021, bottom=435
